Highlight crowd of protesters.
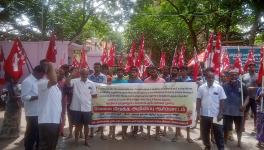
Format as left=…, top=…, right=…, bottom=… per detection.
left=0, top=59, right=263, bottom=150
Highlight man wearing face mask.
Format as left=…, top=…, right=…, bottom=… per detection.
left=222, top=68, right=248, bottom=147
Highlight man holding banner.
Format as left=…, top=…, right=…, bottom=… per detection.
left=144, top=66, right=166, bottom=140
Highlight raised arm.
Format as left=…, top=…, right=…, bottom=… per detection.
left=47, top=63, right=57, bottom=88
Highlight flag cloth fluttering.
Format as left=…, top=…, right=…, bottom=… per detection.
left=142, top=54, right=153, bottom=78
left=233, top=47, right=243, bottom=74
left=187, top=51, right=205, bottom=67
left=125, top=40, right=136, bottom=72
left=101, top=43, right=108, bottom=64
left=107, top=44, right=116, bottom=67
left=257, top=46, right=264, bottom=84
left=4, top=38, right=26, bottom=81
left=46, top=34, right=57, bottom=63
left=221, top=50, right=230, bottom=72
left=0, top=47, right=5, bottom=84
left=178, top=44, right=186, bottom=69
left=171, top=47, right=178, bottom=67
left=244, top=47, right=255, bottom=72
left=204, top=32, right=214, bottom=62
left=135, top=34, right=145, bottom=68
left=118, top=52, right=124, bottom=67
left=212, top=32, right=222, bottom=75
left=159, top=52, right=166, bottom=69
left=79, top=47, right=88, bottom=68
left=72, top=55, right=79, bottom=68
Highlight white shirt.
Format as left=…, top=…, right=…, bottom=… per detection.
left=197, top=82, right=226, bottom=117
left=21, top=74, right=38, bottom=116
left=38, top=79, right=62, bottom=124
left=70, top=78, right=97, bottom=112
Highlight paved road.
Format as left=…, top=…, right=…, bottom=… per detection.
left=0, top=109, right=260, bottom=150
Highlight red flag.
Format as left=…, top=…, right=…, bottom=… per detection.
left=234, top=48, right=243, bottom=74
left=221, top=50, right=230, bottom=72
left=193, top=49, right=199, bottom=81
left=79, top=47, right=88, bottom=68
left=212, top=32, right=222, bottom=75
left=135, top=34, right=145, bottom=67
left=257, top=47, right=264, bottom=84
left=4, top=38, right=26, bottom=81
left=72, top=55, right=79, bottom=68
left=187, top=51, right=205, bottom=67
left=0, top=47, right=5, bottom=84
left=118, top=52, right=124, bottom=67
left=107, top=44, right=116, bottom=67
left=125, top=41, right=136, bottom=72
left=142, top=54, right=153, bottom=78
left=101, top=43, right=108, bottom=64
left=244, top=48, right=255, bottom=72
left=46, top=34, right=57, bottom=62
left=178, top=44, right=186, bottom=69
left=171, top=47, right=178, bottom=67
left=159, top=52, right=166, bottom=69
left=204, top=32, right=214, bottom=62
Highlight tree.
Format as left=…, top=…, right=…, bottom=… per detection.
left=0, top=0, right=135, bottom=43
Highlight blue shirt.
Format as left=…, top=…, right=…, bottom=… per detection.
left=112, top=78, right=128, bottom=83
left=88, top=73, right=107, bottom=84
left=128, top=78, right=143, bottom=83
left=168, top=76, right=193, bottom=82
left=223, top=80, right=247, bottom=116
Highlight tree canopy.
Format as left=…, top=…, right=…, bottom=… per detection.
left=0, top=0, right=263, bottom=62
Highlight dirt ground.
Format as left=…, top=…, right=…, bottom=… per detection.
left=0, top=109, right=260, bottom=150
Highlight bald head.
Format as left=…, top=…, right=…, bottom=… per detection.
left=80, top=68, right=89, bottom=81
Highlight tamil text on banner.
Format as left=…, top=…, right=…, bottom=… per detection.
left=91, top=82, right=197, bottom=127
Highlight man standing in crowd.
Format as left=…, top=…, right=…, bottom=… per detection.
left=161, top=66, right=170, bottom=82
left=242, top=62, right=258, bottom=132
left=223, top=68, right=248, bottom=147
left=21, top=65, right=45, bottom=150
left=128, top=66, right=144, bottom=137
left=56, top=68, right=66, bottom=136
left=88, top=62, right=107, bottom=139
left=196, top=68, right=226, bottom=150
left=38, top=62, right=62, bottom=150
left=171, top=66, right=193, bottom=143
left=110, top=67, right=128, bottom=140
left=67, top=68, right=97, bottom=146
left=64, top=67, right=80, bottom=138
left=144, top=66, right=165, bottom=140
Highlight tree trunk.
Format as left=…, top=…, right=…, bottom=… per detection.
left=186, top=21, right=198, bottom=51
left=248, top=10, right=261, bottom=45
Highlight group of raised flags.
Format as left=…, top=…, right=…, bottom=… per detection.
left=1, top=33, right=264, bottom=84
left=0, top=34, right=58, bottom=84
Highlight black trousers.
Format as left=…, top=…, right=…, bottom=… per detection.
left=38, top=123, right=60, bottom=150
left=24, top=116, right=39, bottom=150
left=200, top=116, right=224, bottom=150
